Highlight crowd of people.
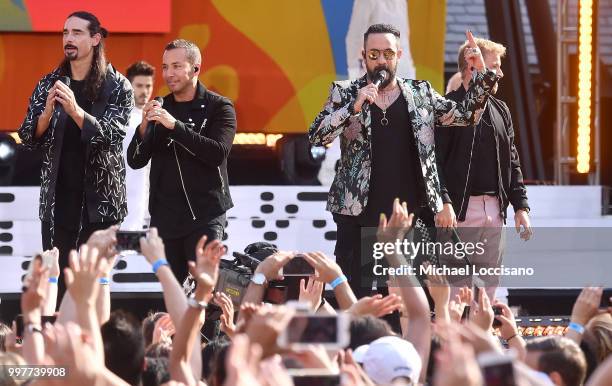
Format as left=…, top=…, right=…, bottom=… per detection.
left=5, top=8, right=611, bottom=386
left=0, top=200, right=610, bottom=386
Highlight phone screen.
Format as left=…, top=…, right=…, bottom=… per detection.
left=481, top=360, right=516, bottom=386
left=116, top=231, right=146, bottom=252
left=292, top=375, right=340, bottom=386
left=282, top=255, right=315, bottom=276
left=285, top=315, right=339, bottom=344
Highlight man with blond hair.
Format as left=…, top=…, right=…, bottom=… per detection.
left=435, top=38, right=531, bottom=300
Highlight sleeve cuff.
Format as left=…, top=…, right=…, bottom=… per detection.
left=441, top=193, right=453, bottom=205
left=512, top=199, right=530, bottom=213
left=81, top=111, right=98, bottom=143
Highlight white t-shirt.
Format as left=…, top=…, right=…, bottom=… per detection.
left=121, top=106, right=150, bottom=230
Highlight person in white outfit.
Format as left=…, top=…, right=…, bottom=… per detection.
left=122, top=61, right=155, bottom=230
left=346, top=0, right=416, bottom=80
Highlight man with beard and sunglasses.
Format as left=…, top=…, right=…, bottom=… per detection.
left=310, top=24, right=500, bottom=297
left=19, top=11, right=133, bottom=296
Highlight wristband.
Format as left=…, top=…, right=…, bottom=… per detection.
left=152, top=259, right=169, bottom=274
left=568, top=322, right=585, bottom=335
left=99, top=277, right=110, bottom=285
left=329, top=275, right=347, bottom=290
left=504, top=333, right=518, bottom=342
left=48, top=277, right=58, bottom=284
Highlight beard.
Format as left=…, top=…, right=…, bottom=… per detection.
left=64, top=45, right=78, bottom=61
left=366, top=62, right=397, bottom=89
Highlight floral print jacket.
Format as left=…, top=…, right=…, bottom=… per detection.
left=309, top=70, right=498, bottom=216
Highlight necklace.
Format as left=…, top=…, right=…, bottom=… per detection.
left=376, top=86, right=401, bottom=126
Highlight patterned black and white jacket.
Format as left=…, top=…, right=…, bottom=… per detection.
left=309, top=70, right=498, bottom=216
left=18, top=64, right=133, bottom=225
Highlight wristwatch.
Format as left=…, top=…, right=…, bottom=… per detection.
left=187, top=296, right=208, bottom=310
left=251, top=272, right=267, bottom=286
left=519, top=207, right=530, bottom=214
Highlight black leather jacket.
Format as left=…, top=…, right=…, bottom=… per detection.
left=435, top=87, right=529, bottom=222
left=127, top=82, right=236, bottom=238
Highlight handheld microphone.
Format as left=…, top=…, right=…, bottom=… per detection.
left=363, top=69, right=389, bottom=106
left=51, top=76, right=71, bottom=128
left=146, top=96, right=164, bottom=134
left=372, top=69, right=388, bottom=89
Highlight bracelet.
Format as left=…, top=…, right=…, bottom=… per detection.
left=48, top=277, right=58, bottom=284
left=568, top=322, right=585, bottom=334
left=99, top=277, right=110, bottom=285
left=504, top=333, right=519, bottom=342
left=329, top=275, right=347, bottom=290
left=152, top=259, right=169, bottom=274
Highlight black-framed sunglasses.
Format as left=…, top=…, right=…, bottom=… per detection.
left=366, top=49, right=397, bottom=61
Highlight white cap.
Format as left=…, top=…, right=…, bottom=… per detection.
left=362, top=336, right=422, bottom=385
left=352, top=344, right=369, bottom=363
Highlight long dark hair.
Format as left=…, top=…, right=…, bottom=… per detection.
left=59, top=11, right=108, bottom=102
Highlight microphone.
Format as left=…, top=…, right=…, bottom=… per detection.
left=51, top=76, right=70, bottom=128
left=146, top=96, right=164, bottom=134
left=363, top=69, right=389, bottom=106
left=372, top=69, right=388, bottom=89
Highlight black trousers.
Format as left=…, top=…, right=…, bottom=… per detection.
left=161, top=214, right=226, bottom=286
left=42, top=219, right=116, bottom=301
left=332, top=207, right=436, bottom=299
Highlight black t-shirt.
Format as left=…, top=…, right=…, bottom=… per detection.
left=470, top=107, right=499, bottom=195
left=54, top=79, right=91, bottom=229
left=360, top=95, right=425, bottom=226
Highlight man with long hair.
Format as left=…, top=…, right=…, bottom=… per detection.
left=19, top=11, right=133, bottom=295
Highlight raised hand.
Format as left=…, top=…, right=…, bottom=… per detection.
left=570, top=287, right=605, bottom=326
left=464, top=30, right=485, bottom=73
left=376, top=198, right=414, bottom=245
left=347, top=293, right=402, bottom=317
left=152, top=313, right=176, bottom=345
left=298, top=276, right=324, bottom=311
left=139, top=228, right=167, bottom=266
left=214, top=292, right=236, bottom=337
left=86, top=225, right=119, bottom=259
left=301, top=252, right=343, bottom=284
left=21, top=256, right=49, bottom=320
left=64, top=245, right=109, bottom=307
left=469, top=288, right=494, bottom=332
left=253, top=250, right=294, bottom=282
left=188, top=236, right=225, bottom=296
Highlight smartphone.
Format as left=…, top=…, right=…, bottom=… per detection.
left=492, top=305, right=503, bottom=328
left=116, top=231, right=147, bottom=252
left=278, top=313, right=349, bottom=349
left=24, top=253, right=53, bottom=283
left=477, top=352, right=516, bottom=386
left=291, top=373, right=340, bottom=386
left=280, top=254, right=315, bottom=276
left=15, top=314, right=57, bottom=339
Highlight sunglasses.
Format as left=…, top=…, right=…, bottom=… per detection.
left=366, top=49, right=397, bottom=61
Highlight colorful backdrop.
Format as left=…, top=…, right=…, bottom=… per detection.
left=0, top=0, right=445, bottom=133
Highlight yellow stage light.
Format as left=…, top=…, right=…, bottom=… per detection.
left=576, top=0, right=594, bottom=173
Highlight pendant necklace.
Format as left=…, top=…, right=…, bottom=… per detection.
left=378, top=85, right=400, bottom=126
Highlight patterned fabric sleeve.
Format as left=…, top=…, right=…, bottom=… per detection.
left=432, top=69, right=499, bottom=127
left=81, top=77, right=133, bottom=150
left=308, top=82, right=354, bottom=146
left=18, top=76, right=54, bottom=150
